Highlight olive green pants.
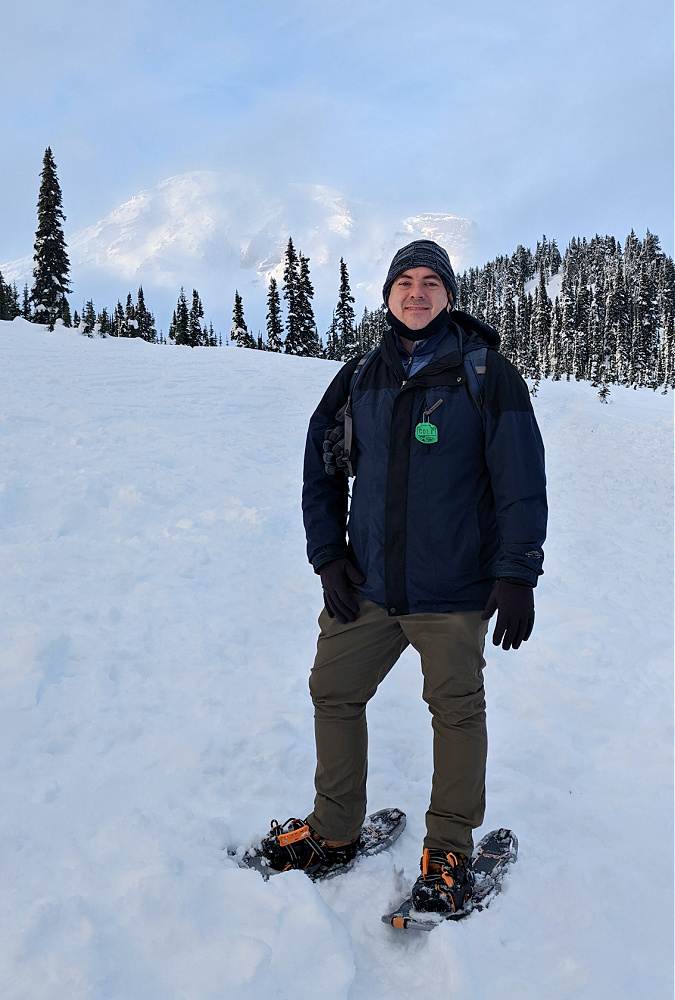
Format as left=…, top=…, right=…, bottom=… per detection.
left=306, top=596, right=489, bottom=857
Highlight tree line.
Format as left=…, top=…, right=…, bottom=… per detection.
left=2, top=148, right=672, bottom=392
left=341, top=232, right=674, bottom=393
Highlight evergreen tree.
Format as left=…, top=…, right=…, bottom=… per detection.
left=112, top=300, right=125, bottom=337
left=335, top=258, right=358, bottom=360
left=122, top=292, right=137, bottom=337
left=499, top=278, right=517, bottom=361
left=136, top=286, right=157, bottom=342
left=265, top=277, right=284, bottom=352
left=98, top=307, right=111, bottom=337
left=171, top=288, right=190, bottom=345
left=188, top=288, right=205, bottom=348
left=30, top=147, right=71, bottom=329
left=231, top=290, right=256, bottom=348
left=324, top=310, right=340, bottom=360
left=0, top=272, right=8, bottom=321
left=282, top=238, right=301, bottom=353
left=5, top=282, right=20, bottom=320
left=21, top=284, right=31, bottom=320
left=82, top=299, right=97, bottom=337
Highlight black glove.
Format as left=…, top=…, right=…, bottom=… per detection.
left=319, top=558, right=366, bottom=624
left=481, top=579, right=535, bottom=650
left=322, top=426, right=350, bottom=476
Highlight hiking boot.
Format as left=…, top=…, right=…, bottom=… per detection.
left=411, top=848, right=474, bottom=914
left=259, top=818, right=360, bottom=877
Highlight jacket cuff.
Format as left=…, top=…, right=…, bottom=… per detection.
left=311, top=544, right=348, bottom=574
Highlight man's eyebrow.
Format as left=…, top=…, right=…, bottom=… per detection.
left=396, top=271, right=441, bottom=280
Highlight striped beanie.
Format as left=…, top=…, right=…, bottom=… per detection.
left=382, top=240, right=457, bottom=307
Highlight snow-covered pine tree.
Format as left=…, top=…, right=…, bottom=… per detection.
left=171, top=288, right=190, bottom=345
left=265, top=277, right=284, bottom=352
left=136, top=287, right=157, bottom=342
left=30, top=148, right=71, bottom=330
left=324, top=311, right=340, bottom=360
left=297, top=253, right=323, bottom=357
left=231, top=290, right=256, bottom=348
left=188, top=289, right=205, bottom=348
left=21, top=284, right=31, bottom=320
left=111, top=301, right=124, bottom=337
left=82, top=300, right=97, bottom=337
left=98, top=307, right=111, bottom=337
left=532, top=266, right=552, bottom=378
left=499, top=278, right=517, bottom=362
left=282, top=238, right=300, bottom=353
left=335, top=258, right=358, bottom=360
left=286, top=251, right=322, bottom=356
left=5, top=282, right=20, bottom=320
left=122, top=293, right=137, bottom=337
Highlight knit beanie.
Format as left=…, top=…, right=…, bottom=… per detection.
left=382, top=240, right=458, bottom=308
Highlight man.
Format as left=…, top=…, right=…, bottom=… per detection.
left=263, top=240, right=547, bottom=913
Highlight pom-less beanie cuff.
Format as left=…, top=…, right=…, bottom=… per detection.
left=382, top=239, right=458, bottom=307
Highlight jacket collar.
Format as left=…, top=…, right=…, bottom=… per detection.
left=382, top=318, right=463, bottom=378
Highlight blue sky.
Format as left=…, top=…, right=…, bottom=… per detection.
left=1, top=0, right=673, bottom=266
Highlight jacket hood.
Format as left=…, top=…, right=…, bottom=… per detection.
left=451, top=310, right=501, bottom=348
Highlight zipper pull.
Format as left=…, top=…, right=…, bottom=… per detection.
left=401, top=380, right=407, bottom=387
left=424, top=399, right=443, bottom=417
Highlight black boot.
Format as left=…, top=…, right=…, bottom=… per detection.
left=260, top=818, right=360, bottom=877
left=411, top=848, right=474, bottom=914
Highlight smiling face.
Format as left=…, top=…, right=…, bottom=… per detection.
left=387, top=267, right=452, bottom=331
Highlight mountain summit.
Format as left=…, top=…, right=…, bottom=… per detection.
left=2, top=171, right=477, bottom=328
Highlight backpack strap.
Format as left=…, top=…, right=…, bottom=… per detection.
left=463, top=346, right=488, bottom=409
left=342, top=348, right=379, bottom=475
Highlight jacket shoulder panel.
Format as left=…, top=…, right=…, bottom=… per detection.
left=484, top=351, right=533, bottom=418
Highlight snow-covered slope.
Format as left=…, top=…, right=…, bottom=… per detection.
left=0, top=319, right=672, bottom=1000
left=1, top=173, right=477, bottom=330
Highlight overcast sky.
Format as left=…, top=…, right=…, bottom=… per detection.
left=1, top=0, right=672, bottom=268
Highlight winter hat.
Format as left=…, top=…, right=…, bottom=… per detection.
left=382, top=240, right=458, bottom=308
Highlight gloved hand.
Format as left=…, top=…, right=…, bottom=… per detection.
left=323, top=426, right=350, bottom=476
left=319, top=558, right=366, bottom=624
left=481, top=579, right=535, bottom=650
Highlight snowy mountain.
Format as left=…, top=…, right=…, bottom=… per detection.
left=0, top=318, right=671, bottom=999
left=1, top=172, right=477, bottom=331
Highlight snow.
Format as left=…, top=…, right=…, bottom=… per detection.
left=0, top=318, right=672, bottom=1000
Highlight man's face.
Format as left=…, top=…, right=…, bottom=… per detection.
left=387, top=267, right=452, bottom=331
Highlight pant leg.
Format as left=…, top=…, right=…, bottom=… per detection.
left=401, top=610, right=489, bottom=857
left=306, top=597, right=409, bottom=842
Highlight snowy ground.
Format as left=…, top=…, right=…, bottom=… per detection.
left=0, top=318, right=672, bottom=1000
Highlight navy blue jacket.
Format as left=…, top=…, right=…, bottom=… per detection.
left=302, top=312, right=547, bottom=615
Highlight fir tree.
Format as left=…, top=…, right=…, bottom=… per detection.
left=82, top=300, right=97, bottom=337
left=136, top=287, right=156, bottom=342
left=98, top=307, right=111, bottom=337
left=112, top=300, right=124, bottom=337
left=122, top=293, right=137, bottom=337
left=231, top=290, right=256, bottom=348
left=21, top=284, right=31, bottom=320
left=188, top=289, right=205, bottom=348
left=0, top=272, right=8, bottom=321
left=265, top=277, right=284, bottom=352
left=335, top=258, right=358, bottom=360
left=171, top=288, right=190, bottom=345
left=30, top=147, right=71, bottom=329
left=287, top=253, right=322, bottom=357
left=324, top=310, right=340, bottom=361
left=282, top=238, right=301, bottom=353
